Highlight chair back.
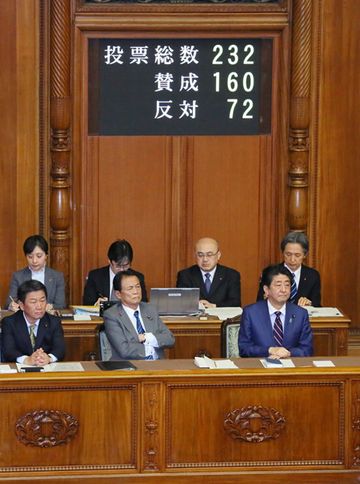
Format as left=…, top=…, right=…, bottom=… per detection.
left=98, top=327, right=112, bottom=361
left=221, top=315, right=241, bottom=358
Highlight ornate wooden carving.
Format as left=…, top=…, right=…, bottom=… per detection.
left=288, top=0, right=312, bottom=231
left=224, top=405, right=286, bottom=442
left=15, top=409, right=78, bottom=447
left=143, top=384, right=161, bottom=471
left=50, top=0, right=71, bottom=300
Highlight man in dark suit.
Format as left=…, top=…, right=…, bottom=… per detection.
left=257, top=231, right=321, bottom=307
left=104, top=271, right=175, bottom=360
left=83, top=239, right=147, bottom=305
left=240, top=264, right=313, bottom=358
left=1, top=280, right=65, bottom=364
left=176, top=237, right=241, bottom=308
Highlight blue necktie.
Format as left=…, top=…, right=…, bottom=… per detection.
left=204, top=273, right=211, bottom=294
left=290, top=273, right=297, bottom=302
left=134, top=310, right=153, bottom=360
left=134, top=310, right=145, bottom=334
left=273, top=311, right=284, bottom=346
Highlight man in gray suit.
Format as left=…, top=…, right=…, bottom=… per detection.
left=104, top=271, right=175, bottom=360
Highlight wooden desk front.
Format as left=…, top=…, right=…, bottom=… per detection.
left=0, top=357, right=360, bottom=482
left=61, top=314, right=350, bottom=361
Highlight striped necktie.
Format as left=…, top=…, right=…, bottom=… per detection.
left=134, top=310, right=153, bottom=360
left=134, top=310, right=145, bottom=334
left=290, top=273, right=297, bottom=302
left=273, top=311, right=284, bottom=346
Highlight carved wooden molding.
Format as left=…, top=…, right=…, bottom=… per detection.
left=288, top=0, right=312, bottom=231
left=224, top=405, right=286, bottom=442
left=15, top=409, right=78, bottom=447
left=143, top=384, right=161, bottom=471
left=50, top=0, right=72, bottom=300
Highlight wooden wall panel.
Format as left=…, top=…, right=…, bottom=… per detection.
left=312, top=0, right=360, bottom=324
left=189, top=135, right=273, bottom=306
left=80, top=136, right=173, bottom=298
left=0, top=0, right=39, bottom=306
left=71, top=15, right=288, bottom=304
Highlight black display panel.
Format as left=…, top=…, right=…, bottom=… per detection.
left=88, top=38, right=272, bottom=136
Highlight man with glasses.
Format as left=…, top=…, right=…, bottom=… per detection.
left=83, top=239, right=147, bottom=305
left=176, top=237, right=241, bottom=308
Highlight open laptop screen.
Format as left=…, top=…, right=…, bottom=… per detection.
left=150, top=288, right=200, bottom=316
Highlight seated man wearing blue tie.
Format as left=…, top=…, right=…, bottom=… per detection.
left=104, top=271, right=175, bottom=360
left=1, top=280, right=65, bottom=365
left=256, top=231, right=321, bottom=307
left=176, top=237, right=241, bottom=308
left=239, top=264, right=313, bottom=359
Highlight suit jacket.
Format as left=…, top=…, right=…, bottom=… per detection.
left=256, top=264, right=321, bottom=307
left=6, top=266, right=66, bottom=309
left=104, top=302, right=175, bottom=360
left=238, top=300, right=313, bottom=357
left=176, top=264, right=241, bottom=307
left=82, top=266, right=147, bottom=305
left=1, top=310, right=66, bottom=362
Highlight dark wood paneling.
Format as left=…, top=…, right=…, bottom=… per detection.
left=0, top=0, right=39, bottom=307
left=313, top=1, right=360, bottom=324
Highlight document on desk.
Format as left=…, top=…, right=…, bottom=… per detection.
left=44, top=362, right=85, bottom=372
left=305, top=307, right=343, bottom=317
left=260, top=358, right=295, bottom=368
left=16, top=362, right=85, bottom=372
left=0, top=365, right=17, bottom=374
left=194, top=355, right=238, bottom=369
left=204, top=307, right=243, bottom=320
left=312, top=360, right=335, bottom=367
left=71, top=305, right=99, bottom=317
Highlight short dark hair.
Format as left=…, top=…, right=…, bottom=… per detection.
left=280, top=231, right=309, bottom=255
left=261, top=264, right=292, bottom=289
left=23, top=235, right=49, bottom=255
left=113, top=270, right=139, bottom=291
left=17, top=280, right=48, bottom=303
left=107, top=240, right=133, bottom=264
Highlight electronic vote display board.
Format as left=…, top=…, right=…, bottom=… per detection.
left=88, top=38, right=273, bottom=136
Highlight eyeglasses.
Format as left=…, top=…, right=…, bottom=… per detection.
left=196, top=251, right=219, bottom=259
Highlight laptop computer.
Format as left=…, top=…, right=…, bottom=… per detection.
left=150, top=288, right=200, bottom=316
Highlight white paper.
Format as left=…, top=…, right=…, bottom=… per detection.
left=279, top=359, right=295, bottom=368
left=0, top=365, right=17, bottom=374
left=260, top=359, right=284, bottom=368
left=312, top=360, right=335, bottom=367
left=305, top=307, right=343, bottom=317
left=16, top=362, right=85, bottom=372
left=194, top=355, right=238, bottom=369
left=44, top=362, right=84, bottom=372
left=73, top=314, right=92, bottom=321
left=204, top=307, right=242, bottom=320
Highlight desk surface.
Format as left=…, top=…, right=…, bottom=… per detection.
left=1, top=355, right=360, bottom=378
left=0, top=356, right=360, bottom=481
